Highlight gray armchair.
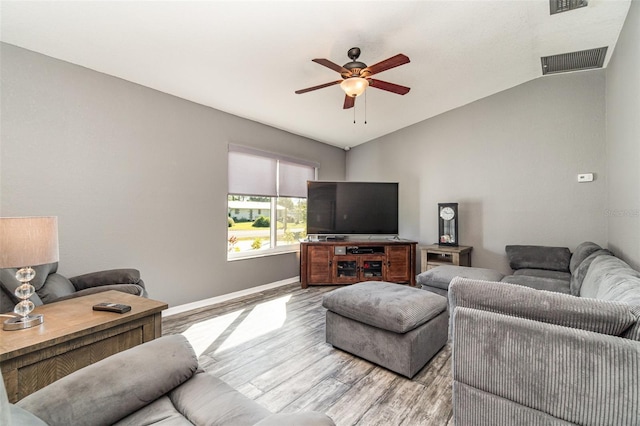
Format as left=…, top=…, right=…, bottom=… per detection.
left=0, top=262, right=146, bottom=313
left=3, top=334, right=335, bottom=426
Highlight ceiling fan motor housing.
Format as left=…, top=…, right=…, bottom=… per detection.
left=342, top=62, right=368, bottom=79
left=343, top=47, right=369, bottom=78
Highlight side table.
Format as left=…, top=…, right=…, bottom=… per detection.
left=420, top=244, right=473, bottom=272
left=0, top=290, right=167, bottom=402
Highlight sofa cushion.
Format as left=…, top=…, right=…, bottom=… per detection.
left=18, top=335, right=199, bottom=426
left=451, top=306, right=640, bottom=423
left=569, top=242, right=602, bottom=274
left=417, top=265, right=505, bottom=290
left=570, top=249, right=614, bottom=296
left=501, top=275, right=571, bottom=294
left=35, top=273, right=76, bottom=304
left=70, top=268, right=142, bottom=291
left=580, top=254, right=624, bottom=299
left=28, top=263, right=59, bottom=291
left=505, top=245, right=571, bottom=272
left=449, top=277, right=637, bottom=337
left=73, top=284, right=145, bottom=298
left=170, top=372, right=271, bottom=425
left=254, top=412, right=337, bottom=425
left=322, top=281, right=446, bottom=333
left=581, top=256, right=640, bottom=306
left=47, top=284, right=146, bottom=305
left=113, top=396, right=193, bottom=426
left=513, top=269, right=571, bottom=281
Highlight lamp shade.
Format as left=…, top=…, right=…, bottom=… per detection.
left=0, top=217, right=59, bottom=268
left=340, top=77, right=369, bottom=97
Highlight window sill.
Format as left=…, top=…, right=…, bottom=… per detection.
left=227, top=246, right=300, bottom=262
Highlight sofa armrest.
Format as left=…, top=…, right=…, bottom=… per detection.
left=452, top=306, right=640, bottom=425
left=254, top=412, right=336, bottom=425
left=449, top=277, right=637, bottom=336
left=17, top=335, right=198, bottom=426
left=69, top=268, right=144, bottom=291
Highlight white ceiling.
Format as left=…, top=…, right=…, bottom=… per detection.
left=0, top=1, right=631, bottom=149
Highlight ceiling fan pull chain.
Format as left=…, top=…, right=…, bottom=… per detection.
left=364, top=91, right=367, bottom=125
left=353, top=101, right=356, bottom=124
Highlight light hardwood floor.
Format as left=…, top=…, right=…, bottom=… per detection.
left=162, top=283, right=453, bottom=426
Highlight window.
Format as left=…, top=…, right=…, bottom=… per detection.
left=227, top=144, right=317, bottom=259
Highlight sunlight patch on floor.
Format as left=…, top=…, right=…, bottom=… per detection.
left=214, top=295, right=291, bottom=354
left=182, top=310, right=243, bottom=357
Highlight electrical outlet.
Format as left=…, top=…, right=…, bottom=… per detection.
left=578, top=173, right=594, bottom=182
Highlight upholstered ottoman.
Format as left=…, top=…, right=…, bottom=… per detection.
left=417, top=265, right=505, bottom=296
left=322, top=281, right=448, bottom=378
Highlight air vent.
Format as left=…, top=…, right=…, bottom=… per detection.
left=550, top=0, right=588, bottom=15
left=541, top=47, right=607, bottom=75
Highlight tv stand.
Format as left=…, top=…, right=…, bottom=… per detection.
left=300, top=240, right=417, bottom=288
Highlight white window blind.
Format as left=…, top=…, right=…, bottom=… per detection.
left=228, top=150, right=277, bottom=196
left=228, top=144, right=317, bottom=197
left=279, top=161, right=316, bottom=198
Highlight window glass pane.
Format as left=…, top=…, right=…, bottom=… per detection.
left=228, top=151, right=277, bottom=196
left=279, top=162, right=315, bottom=198
left=228, top=195, right=272, bottom=254
left=276, top=197, right=307, bottom=247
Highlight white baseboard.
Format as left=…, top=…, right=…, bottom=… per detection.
left=162, top=276, right=300, bottom=317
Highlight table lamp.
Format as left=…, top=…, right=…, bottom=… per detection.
left=0, top=217, right=59, bottom=331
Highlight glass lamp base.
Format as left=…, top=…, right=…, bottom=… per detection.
left=3, top=314, right=44, bottom=331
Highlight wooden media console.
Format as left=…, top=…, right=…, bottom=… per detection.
left=300, top=240, right=417, bottom=288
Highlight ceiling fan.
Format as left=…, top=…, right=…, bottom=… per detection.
left=295, top=47, right=411, bottom=109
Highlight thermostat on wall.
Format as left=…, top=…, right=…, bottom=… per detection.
left=577, top=173, right=594, bottom=183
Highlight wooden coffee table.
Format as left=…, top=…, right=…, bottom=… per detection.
left=0, top=290, right=167, bottom=402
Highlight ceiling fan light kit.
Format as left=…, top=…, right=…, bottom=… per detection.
left=340, top=77, right=369, bottom=97
left=296, top=47, right=411, bottom=110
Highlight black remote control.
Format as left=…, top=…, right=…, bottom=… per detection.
left=92, top=302, right=131, bottom=314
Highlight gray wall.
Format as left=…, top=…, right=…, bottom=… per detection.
left=0, top=43, right=345, bottom=306
left=606, top=0, right=640, bottom=270
left=3, top=7, right=637, bottom=308
left=346, top=71, right=608, bottom=274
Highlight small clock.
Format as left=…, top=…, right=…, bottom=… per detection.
left=440, top=207, right=455, bottom=221
left=438, top=203, right=459, bottom=246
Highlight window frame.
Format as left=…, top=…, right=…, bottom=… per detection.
left=227, top=145, right=318, bottom=261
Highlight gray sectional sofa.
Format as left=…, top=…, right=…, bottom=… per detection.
left=418, top=241, right=624, bottom=298
left=499, top=241, right=615, bottom=295
left=446, top=242, right=640, bottom=425
left=2, top=334, right=335, bottom=426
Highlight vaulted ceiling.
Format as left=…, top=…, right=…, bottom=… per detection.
left=0, top=1, right=631, bottom=149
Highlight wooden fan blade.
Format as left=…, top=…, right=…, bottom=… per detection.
left=295, top=80, right=342, bottom=94
left=364, top=54, right=410, bottom=76
left=343, top=95, right=355, bottom=109
left=368, top=79, right=411, bottom=95
left=313, top=58, right=350, bottom=74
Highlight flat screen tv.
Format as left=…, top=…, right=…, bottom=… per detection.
left=306, top=181, right=399, bottom=236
